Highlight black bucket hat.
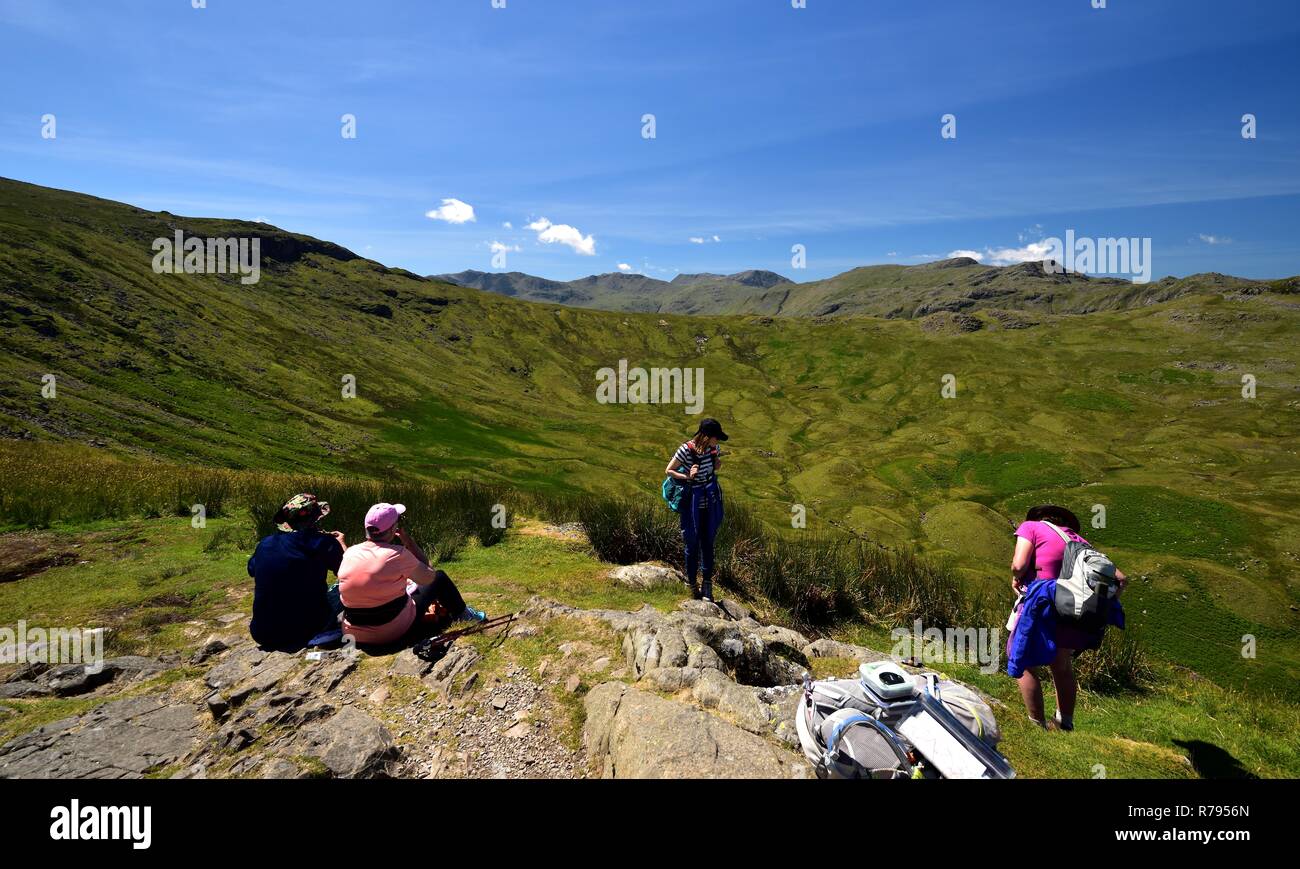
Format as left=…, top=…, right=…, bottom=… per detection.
left=1026, top=504, right=1081, bottom=533
left=696, top=418, right=729, bottom=441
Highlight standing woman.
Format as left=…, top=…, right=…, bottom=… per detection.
left=665, top=418, right=728, bottom=602
left=1007, top=505, right=1128, bottom=730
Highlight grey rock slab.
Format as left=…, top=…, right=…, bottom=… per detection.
left=294, top=705, right=397, bottom=779
left=582, top=682, right=808, bottom=779
left=608, top=563, right=687, bottom=590
left=802, top=638, right=890, bottom=664
left=690, top=668, right=774, bottom=734
left=0, top=695, right=200, bottom=779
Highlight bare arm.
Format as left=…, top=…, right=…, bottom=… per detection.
left=1010, top=536, right=1035, bottom=594
left=397, top=527, right=438, bottom=586
left=665, top=451, right=698, bottom=481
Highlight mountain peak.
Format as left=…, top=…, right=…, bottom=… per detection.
left=921, top=256, right=981, bottom=269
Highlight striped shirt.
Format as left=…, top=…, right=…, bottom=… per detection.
left=672, top=440, right=720, bottom=487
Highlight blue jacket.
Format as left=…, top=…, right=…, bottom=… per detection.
left=1006, top=578, right=1125, bottom=677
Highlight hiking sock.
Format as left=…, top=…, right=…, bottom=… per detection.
left=1053, top=711, right=1074, bottom=731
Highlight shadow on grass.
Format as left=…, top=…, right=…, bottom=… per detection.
left=1172, top=739, right=1258, bottom=780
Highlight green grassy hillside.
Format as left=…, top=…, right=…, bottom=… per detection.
left=3, top=176, right=1298, bottom=703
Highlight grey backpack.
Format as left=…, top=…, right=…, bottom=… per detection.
left=1043, top=521, right=1118, bottom=629
left=795, top=678, right=915, bottom=779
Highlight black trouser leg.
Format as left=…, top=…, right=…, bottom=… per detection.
left=410, top=569, right=467, bottom=618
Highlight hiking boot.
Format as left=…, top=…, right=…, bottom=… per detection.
left=457, top=606, right=488, bottom=623
left=690, top=585, right=702, bottom=600
left=1053, top=711, right=1074, bottom=732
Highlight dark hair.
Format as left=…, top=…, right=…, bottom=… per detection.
left=693, top=417, right=729, bottom=441
left=1025, top=504, right=1081, bottom=533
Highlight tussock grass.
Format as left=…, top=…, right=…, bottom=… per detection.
left=0, top=442, right=507, bottom=561
left=0, top=442, right=235, bottom=527
left=1076, top=627, right=1156, bottom=694
left=575, top=491, right=989, bottom=632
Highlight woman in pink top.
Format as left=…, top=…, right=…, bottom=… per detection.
left=339, top=502, right=486, bottom=647
left=1009, top=504, right=1128, bottom=731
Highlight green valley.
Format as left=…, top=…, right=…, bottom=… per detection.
left=2, top=175, right=1299, bottom=751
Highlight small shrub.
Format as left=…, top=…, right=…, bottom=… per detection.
left=576, top=495, right=680, bottom=566
left=1076, top=627, right=1154, bottom=694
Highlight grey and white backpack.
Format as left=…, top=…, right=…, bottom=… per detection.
left=794, top=672, right=1005, bottom=779
left=794, top=678, right=915, bottom=779
left=1043, top=521, right=1118, bottom=629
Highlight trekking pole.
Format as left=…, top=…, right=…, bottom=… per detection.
left=414, top=612, right=518, bottom=663
left=426, top=612, right=518, bottom=649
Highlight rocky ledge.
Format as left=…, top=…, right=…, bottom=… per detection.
left=0, top=596, right=951, bottom=780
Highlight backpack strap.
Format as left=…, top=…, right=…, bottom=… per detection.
left=1041, top=520, right=1072, bottom=544
left=825, top=711, right=874, bottom=755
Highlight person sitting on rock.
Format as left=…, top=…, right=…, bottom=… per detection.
left=248, top=493, right=347, bottom=652
left=337, top=502, right=486, bottom=648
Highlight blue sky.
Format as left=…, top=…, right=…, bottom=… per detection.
left=2, top=0, right=1298, bottom=281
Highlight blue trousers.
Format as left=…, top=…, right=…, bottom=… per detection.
left=680, top=482, right=724, bottom=597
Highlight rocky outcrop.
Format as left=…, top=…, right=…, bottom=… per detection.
left=1, top=595, right=918, bottom=781
left=1, top=655, right=165, bottom=699
left=529, top=596, right=835, bottom=774
left=529, top=597, right=813, bottom=688
left=583, top=682, right=808, bottom=779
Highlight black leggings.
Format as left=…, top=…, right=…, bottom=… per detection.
left=410, top=569, right=466, bottom=619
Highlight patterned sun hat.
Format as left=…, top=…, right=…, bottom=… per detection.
left=273, top=493, right=331, bottom=532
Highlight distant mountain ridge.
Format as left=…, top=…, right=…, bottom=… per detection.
left=438, top=259, right=1295, bottom=320
left=435, top=268, right=795, bottom=316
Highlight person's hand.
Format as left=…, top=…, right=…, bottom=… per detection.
left=396, top=525, right=412, bottom=546
left=1011, top=577, right=1024, bottom=596
left=689, top=464, right=700, bottom=479
left=329, top=530, right=346, bottom=547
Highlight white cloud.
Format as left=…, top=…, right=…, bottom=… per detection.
left=490, top=241, right=521, bottom=254
left=527, top=217, right=596, bottom=256
left=689, top=234, right=722, bottom=244
left=502, top=221, right=513, bottom=229
left=947, top=239, right=1054, bottom=266
left=617, top=263, right=633, bottom=272
left=1198, top=233, right=1232, bottom=245
left=425, top=198, right=476, bottom=224
left=1018, top=224, right=1044, bottom=243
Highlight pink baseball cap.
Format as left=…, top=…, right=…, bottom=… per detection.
left=364, top=502, right=406, bottom=533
